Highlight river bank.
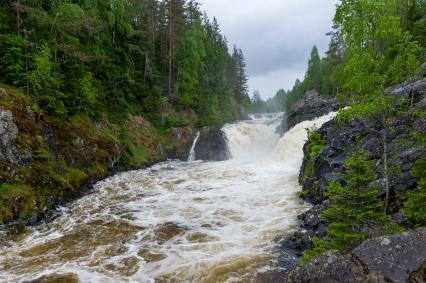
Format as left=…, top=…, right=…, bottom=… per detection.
left=0, top=112, right=331, bottom=282
left=0, top=85, right=236, bottom=226
left=279, top=71, right=426, bottom=282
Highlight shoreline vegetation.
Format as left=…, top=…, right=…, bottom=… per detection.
left=1, top=0, right=426, bottom=281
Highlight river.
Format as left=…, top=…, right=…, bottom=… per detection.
left=0, top=112, right=335, bottom=282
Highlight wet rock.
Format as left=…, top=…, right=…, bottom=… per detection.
left=279, top=90, right=339, bottom=134
left=299, top=202, right=330, bottom=232
left=26, top=213, right=39, bottom=226
left=281, top=231, right=313, bottom=257
left=353, top=227, right=426, bottom=283
left=0, top=107, right=20, bottom=164
left=167, top=126, right=195, bottom=160
left=194, top=126, right=230, bottom=161
left=37, top=119, right=58, bottom=157
left=286, top=250, right=368, bottom=283
left=299, top=77, right=426, bottom=209
left=280, top=76, right=426, bottom=278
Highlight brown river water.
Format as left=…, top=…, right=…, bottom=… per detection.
left=0, top=113, right=335, bottom=282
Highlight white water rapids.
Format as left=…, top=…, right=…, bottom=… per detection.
left=0, top=112, right=336, bottom=282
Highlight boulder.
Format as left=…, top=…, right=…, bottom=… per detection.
left=353, top=227, right=426, bottom=283
left=286, top=250, right=368, bottom=283
left=279, top=90, right=339, bottom=134
left=194, top=127, right=230, bottom=161
left=166, top=126, right=195, bottom=160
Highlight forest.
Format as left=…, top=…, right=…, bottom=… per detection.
left=293, top=0, right=426, bottom=263
left=251, top=0, right=426, bottom=114
left=0, top=0, right=251, bottom=127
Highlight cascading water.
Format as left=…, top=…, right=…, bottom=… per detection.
left=187, top=131, right=200, bottom=162
left=0, top=112, right=336, bottom=282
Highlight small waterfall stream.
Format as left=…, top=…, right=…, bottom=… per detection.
left=0, top=112, right=336, bottom=282
left=187, top=132, right=200, bottom=162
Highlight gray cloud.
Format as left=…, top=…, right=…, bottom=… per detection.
left=199, top=0, right=339, bottom=99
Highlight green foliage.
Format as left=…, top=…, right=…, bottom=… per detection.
left=305, top=46, right=322, bottom=91
left=307, top=129, right=325, bottom=159
left=300, top=237, right=327, bottom=265
left=0, top=35, right=27, bottom=86
left=386, top=33, right=422, bottom=85
left=0, top=0, right=248, bottom=125
left=29, top=44, right=66, bottom=115
left=336, top=94, right=395, bottom=125
left=162, top=111, right=189, bottom=128
left=403, top=133, right=426, bottom=227
left=177, top=21, right=205, bottom=110
left=331, top=0, right=424, bottom=103
left=302, top=151, right=400, bottom=263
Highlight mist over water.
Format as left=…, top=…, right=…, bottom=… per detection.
left=0, top=112, right=336, bottom=282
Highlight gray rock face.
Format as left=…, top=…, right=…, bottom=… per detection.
left=166, top=126, right=195, bottom=160
left=194, top=127, right=229, bottom=161
left=353, top=227, right=426, bottom=283
left=280, top=75, right=426, bottom=277
left=286, top=251, right=368, bottom=283
left=0, top=107, right=20, bottom=164
left=279, top=90, right=339, bottom=134
left=286, top=228, right=426, bottom=283
left=300, top=77, right=426, bottom=206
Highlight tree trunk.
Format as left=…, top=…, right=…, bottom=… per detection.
left=16, top=0, right=20, bottom=35
left=144, top=50, right=149, bottom=82
left=24, top=29, right=30, bottom=96
left=168, top=12, right=172, bottom=96
left=383, top=129, right=390, bottom=214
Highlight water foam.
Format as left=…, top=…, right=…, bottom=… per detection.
left=0, top=112, right=336, bottom=282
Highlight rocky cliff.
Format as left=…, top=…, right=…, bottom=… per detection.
left=194, top=126, right=230, bottom=161
left=0, top=85, right=198, bottom=225
left=287, top=227, right=426, bottom=283
left=277, top=90, right=339, bottom=135
left=279, top=72, right=426, bottom=282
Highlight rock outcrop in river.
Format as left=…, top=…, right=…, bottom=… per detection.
left=277, top=90, right=339, bottom=135
left=194, top=126, right=230, bottom=161
left=0, top=86, right=199, bottom=225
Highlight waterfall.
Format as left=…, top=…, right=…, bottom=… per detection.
left=187, top=131, right=200, bottom=162
left=248, top=112, right=284, bottom=120
left=1, top=111, right=337, bottom=283
left=223, top=111, right=335, bottom=164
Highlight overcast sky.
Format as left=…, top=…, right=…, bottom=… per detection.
left=198, top=0, right=339, bottom=99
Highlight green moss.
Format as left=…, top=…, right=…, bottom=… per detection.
left=307, top=130, right=325, bottom=159
left=300, top=237, right=327, bottom=265
left=0, top=183, right=37, bottom=222
left=131, top=146, right=150, bottom=166
left=301, top=161, right=314, bottom=185
left=0, top=85, right=162, bottom=224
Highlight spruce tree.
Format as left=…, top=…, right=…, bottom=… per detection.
left=305, top=45, right=322, bottom=91
left=301, top=151, right=399, bottom=264
left=321, top=151, right=395, bottom=248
